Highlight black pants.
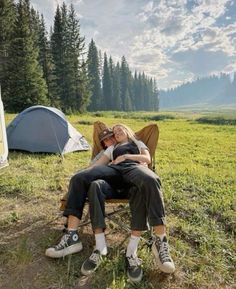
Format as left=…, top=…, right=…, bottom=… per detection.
left=88, top=179, right=128, bottom=230
left=63, top=164, right=166, bottom=228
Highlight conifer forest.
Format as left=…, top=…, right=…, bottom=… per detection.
left=0, top=0, right=159, bottom=113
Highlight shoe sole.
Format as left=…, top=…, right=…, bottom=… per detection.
left=127, top=270, right=143, bottom=283
left=81, top=255, right=105, bottom=276
left=152, top=245, right=175, bottom=274
left=45, top=242, right=83, bottom=258
left=81, top=263, right=99, bottom=276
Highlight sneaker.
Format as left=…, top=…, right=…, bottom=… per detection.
left=152, top=235, right=175, bottom=273
left=45, top=230, right=83, bottom=258
left=81, top=250, right=103, bottom=276
left=126, top=255, right=143, bottom=283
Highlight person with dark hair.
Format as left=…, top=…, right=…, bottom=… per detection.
left=46, top=129, right=126, bottom=266
left=90, top=128, right=115, bottom=165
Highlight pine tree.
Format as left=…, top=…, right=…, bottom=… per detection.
left=50, top=5, right=64, bottom=106
left=29, top=6, right=40, bottom=47
left=102, top=53, right=112, bottom=110
left=87, top=39, right=102, bottom=111
left=77, top=60, right=91, bottom=112
left=120, top=56, right=131, bottom=110
left=132, top=71, right=138, bottom=110
left=60, top=2, right=71, bottom=110
left=51, top=3, right=89, bottom=112
left=7, top=0, right=47, bottom=112
left=124, top=88, right=132, bottom=111
left=0, top=0, right=16, bottom=103
left=113, top=62, right=122, bottom=110
left=98, top=49, right=103, bottom=78
left=38, top=15, right=56, bottom=106
left=108, top=56, right=114, bottom=109
left=153, top=79, right=160, bottom=111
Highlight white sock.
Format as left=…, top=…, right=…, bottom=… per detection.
left=156, top=233, right=166, bottom=241
left=95, top=233, right=107, bottom=256
left=126, top=235, right=140, bottom=257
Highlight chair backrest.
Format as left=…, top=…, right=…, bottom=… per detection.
left=92, top=121, right=159, bottom=171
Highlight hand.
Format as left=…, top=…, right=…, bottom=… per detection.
left=139, top=161, right=148, bottom=167
left=111, top=154, right=127, bottom=164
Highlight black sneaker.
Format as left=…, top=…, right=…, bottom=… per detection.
left=152, top=235, right=175, bottom=273
left=126, top=255, right=143, bottom=283
left=81, top=250, right=103, bottom=276
left=45, top=230, right=83, bottom=258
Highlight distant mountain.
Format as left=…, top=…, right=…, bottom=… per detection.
left=159, top=73, right=236, bottom=109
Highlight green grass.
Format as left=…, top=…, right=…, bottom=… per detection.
left=0, top=111, right=235, bottom=289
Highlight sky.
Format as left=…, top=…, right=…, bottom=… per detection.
left=31, top=0, right=236, bottom=89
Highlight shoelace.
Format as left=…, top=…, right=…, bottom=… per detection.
left=89, top=252, right=101, bottom=263
left=156, top=239, right=171, bottom=263
left=55, top=233, right=70, bottom=250
left=127, top=256, right=142, bottom=267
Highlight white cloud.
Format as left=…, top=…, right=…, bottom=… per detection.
left=31, top=0, right=236, bottom=89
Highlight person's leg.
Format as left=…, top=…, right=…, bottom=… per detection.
left=122, top=165, right=175, bottom=273
left=125, top=187, right=146, bottom=283
left=127, top=187, right=146, bottom=259
left=88, top=179, right=115, bottom=233
left=81, top=180, right=118, bottom=276
left=125, top=230, right=143, bottom=283
left=45, top=214, right=83, bottom=258
left=63, top=165, right=122, bottom=220
left=46, top=166, right=121, bottom=259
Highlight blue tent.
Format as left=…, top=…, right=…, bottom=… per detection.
left=7, top=106, right=90, bottom=154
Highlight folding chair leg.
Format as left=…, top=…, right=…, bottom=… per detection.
left=105, top=213, right=153, bottom=247
left=105, top=214, right=131, bottom=234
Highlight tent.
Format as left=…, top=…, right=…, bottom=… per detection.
left=7, top=105, right=90, bottom=154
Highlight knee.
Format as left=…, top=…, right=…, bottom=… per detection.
left=87, top=180, right=104, bottom=199
left=93, top=179, right=106, bottom=186
left=70, top=171, right=87, bottom=186
left=89, top=179, right=105, bottom=191
left=141, top=173, right=160, bottom=186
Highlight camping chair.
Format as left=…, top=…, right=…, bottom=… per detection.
left=60, top=121, right=159, bottom=245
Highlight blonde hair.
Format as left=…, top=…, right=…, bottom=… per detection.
left=112, top=124, right=141, bottom=152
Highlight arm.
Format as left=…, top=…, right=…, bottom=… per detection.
left=89, top=150, right=104, bottom=166
left=90, top=153, right=110, bottom=167
left=112, top=148, right=151, bottom=165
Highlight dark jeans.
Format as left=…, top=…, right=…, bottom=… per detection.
left=88, top=179, right=128, bottom=230
left=63, top=164, right=166, bottom=228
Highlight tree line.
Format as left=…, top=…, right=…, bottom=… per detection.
left=160, top=73, right=236, bottom=108
left=0, top=0, right=159, bottom=113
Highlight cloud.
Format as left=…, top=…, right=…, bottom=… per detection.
left=80, top=18, right=97, bottom=29
left=30, top=0, right=236, bottom=89
left=172, top=48, right=230, bottom=75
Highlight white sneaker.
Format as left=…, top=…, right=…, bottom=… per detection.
left=152, top=235, right=175, bottom=273
left=45, top=230, right=83, bottom=258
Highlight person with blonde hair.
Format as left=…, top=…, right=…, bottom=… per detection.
left=93, top=124, right=175, bottom=281
left=46, top=124, right=175, bottom=283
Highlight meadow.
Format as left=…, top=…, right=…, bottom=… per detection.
left=0, top=111, right=235, bottom=289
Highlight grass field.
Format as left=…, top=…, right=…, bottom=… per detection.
left=0, top=111, right=235, bottom=289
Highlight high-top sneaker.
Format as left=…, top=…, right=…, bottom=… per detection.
left=152, top=235, right=175, bottom=273
left=45, top=230, right=83, bottom=258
